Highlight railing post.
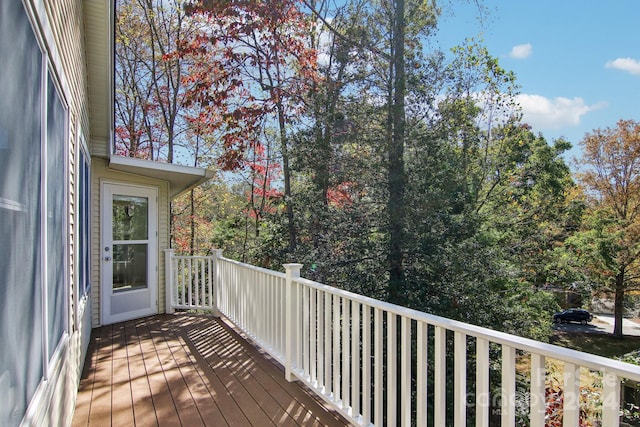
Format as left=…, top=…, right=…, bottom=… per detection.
left=164, top=249, right=175, bottom=314
left=284, top=263, right=303, bottom=382
left=212, top=249, right=223, bottom=317
left=602, top=370, right=621, bottom=427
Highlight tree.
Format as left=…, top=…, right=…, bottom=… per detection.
left=115, top=0, right=206, bottom=163
left=318, top=0, right=440, bottom=304
left=475, top=124, right=578, bottom=287
left=114, top=0, right=157, bottom=158
left=572, top=119, right=640, bottom=338
left=183, top=0, right=319, bottom=251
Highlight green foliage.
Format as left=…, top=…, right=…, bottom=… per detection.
left=160, top=0, right=583, bottom=342
left=619, top=350, right=640, bottom=366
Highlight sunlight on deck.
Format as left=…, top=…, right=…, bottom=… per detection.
left=72, top=314, right=348, bottom=427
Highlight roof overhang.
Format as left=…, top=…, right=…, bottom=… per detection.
left=84, top=0, right=114, bottom=158
left=109, top=156, right=214, bottom=199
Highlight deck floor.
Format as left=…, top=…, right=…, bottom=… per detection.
left=72, top=314, right=348, bottom=427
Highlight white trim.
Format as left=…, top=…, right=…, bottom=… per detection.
left=40, top=48, right=49, bottom=378
left=41, top=60, right=71, bottom=380
left=108, top=155, right=214, bottom=199
left=22, top=0, right=71, bottom=108
left=20, top=336, right=69, bottom=427
left=75, top=127, right=92, bottom=331
left=100, top=181, right=159, bottom=325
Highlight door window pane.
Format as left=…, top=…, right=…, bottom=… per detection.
left=112, top=195, right=148, bottom=240
left=112, top=244, right=148, bottom=292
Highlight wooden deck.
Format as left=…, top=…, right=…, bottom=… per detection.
left=72, top=314, right=349, bottom=427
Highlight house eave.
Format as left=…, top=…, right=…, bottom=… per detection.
left=108, top=156, right=214, bottom=199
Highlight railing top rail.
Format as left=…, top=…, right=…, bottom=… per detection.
left=218, top=256, right=287, bottom=279
left=183, top=253, right=640, bottom=381
left=172, top=255, right=214, bottom=259
left=294, top=275, right=640, bottom=382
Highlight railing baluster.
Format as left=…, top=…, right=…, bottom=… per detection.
left=195, top=257, right=200, bottom=307
left=602, top=370, right=620, bottom=427
left=316, top=289, right=324, bottom=391
left=310, top=287, right=317, bottom=386
left=296, top=276, right=302, bottom=374
left=501, top=344, right=516, bottom=427
left=271, top=274, right=276, bottom=352
left=417, top=321, right=428, bottom=427
left=351, top=301, right=361, bottom=418
left=476, top=338, right=490, bottom=427
left=333, top=294, right=341, bottom=402
left=401, top=316, right=411, bottom=427
left=387, top=311, right=397, bottom=426
left=303, top=285, right=310, bottom=380
left=199, top=258, right=203, bottom=307
left=251, top=269, right=255, bottom=332
left=374, top=308, right=383, bottom=426
left=258, top=270, right=262, bottom=340
left=324, top=291, right=331, bottom=396
left=342, top=298, right=350, bottom=409
left=208, top=256, right=213, bottom=311
left=271, top=277, right=278, bottom=354
left=530, top=353, right=545, bottom=427
left=273, top=274, right=277, bottom=352
left=187, top=258, right=193, bottom=307
left=434, top=326, right=446, bottom=426
left=362, top=305, right=371, bottom=425
left=180, top=257, right=186, bottom=306
left=257, top=270, right=262, bottom=339
left=164, top=249, right=174, bottom=314
left=454, top=331, right=467, bottom=427
left=563, top=362, right=580, bottom=427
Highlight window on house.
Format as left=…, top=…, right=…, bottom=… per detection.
left=46, top=72, right=67, bottom=359
left=78, top=145, right=91, bottom=300
left=0, top=4, right=44, bottom=426
left=0, top=2, right=69, bottom=426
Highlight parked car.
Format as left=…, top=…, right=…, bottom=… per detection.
left=553, top=308, right=593, bottom=325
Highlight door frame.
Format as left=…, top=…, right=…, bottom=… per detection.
left=100, top=181, right=158, bottom=325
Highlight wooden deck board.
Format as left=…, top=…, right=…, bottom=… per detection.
left=72, top=314, right=348, bottom=427
left=128, top=353, right=158, bottom=427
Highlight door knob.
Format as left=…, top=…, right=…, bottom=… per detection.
left=104, top=256, right=112, bottom=261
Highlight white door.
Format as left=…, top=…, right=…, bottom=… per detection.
left=101, top=182, right=158, bottom=324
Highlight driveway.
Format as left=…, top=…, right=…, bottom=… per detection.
left=552, top=315, right=640, bottom=336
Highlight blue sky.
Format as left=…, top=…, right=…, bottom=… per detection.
left=436, top=0, right=640, bottom=161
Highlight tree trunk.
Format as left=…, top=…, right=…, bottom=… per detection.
left=277, top=102, right=297, bottom=251
left=387, top=0, right=406, bottom=304
left=189, top=188, right=195, bottom=256
left=613, top=270, right=625, bottom=338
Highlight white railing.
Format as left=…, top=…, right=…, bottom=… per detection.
left=165, top=249, right=218, bottom=314
left=165, top=249, right=640, bottom=427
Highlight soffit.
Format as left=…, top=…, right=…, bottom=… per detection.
left=108, top=156, right=215, bottom=199
left=83, top=0, right=111, bottom=157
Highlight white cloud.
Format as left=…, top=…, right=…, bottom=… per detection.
left=508, top=43, right=532, bottom=59
left=605, top=57, right=640, bottom=75
left=516, top=94, right=606, bottom=130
